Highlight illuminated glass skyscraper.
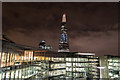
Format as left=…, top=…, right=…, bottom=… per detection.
left=58, top=14, right=70, bottom=52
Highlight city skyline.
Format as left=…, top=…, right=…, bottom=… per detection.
left=2, top=2, right=118, bottom=56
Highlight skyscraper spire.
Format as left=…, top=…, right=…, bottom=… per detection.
left=58, top=14, right=70, bottom=52
left=62, top=13, right=66, bottom=23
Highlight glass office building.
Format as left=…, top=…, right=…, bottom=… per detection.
left=99, top=55, right=120, bottom=79
left=0, top=38, right=37, bottom=80
left=64, top=52, right=100, bottom=80
left=33, top=50, right=66, bottom=80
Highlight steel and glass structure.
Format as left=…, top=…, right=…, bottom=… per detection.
left=58, top=14, right=69, bottom=52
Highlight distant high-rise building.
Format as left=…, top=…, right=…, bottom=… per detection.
left=39, top=40, right=52, bottom=50
left=58, top=14, right=69, bottom=52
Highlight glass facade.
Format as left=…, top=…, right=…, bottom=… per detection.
left=34, top=50, right=66, bottom=80
left=65, top=56, right=100, bottom=80
left=108, top=56, right=120, bottom=79
left=0, top=40, right=35, bottom=80
left=100, top=55, right=120, bottom=79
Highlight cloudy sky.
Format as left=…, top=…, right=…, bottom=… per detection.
left=2, top=2, right=118, bottom=56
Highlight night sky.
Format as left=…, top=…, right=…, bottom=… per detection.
left=2, top=2, right=118, bottom=56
